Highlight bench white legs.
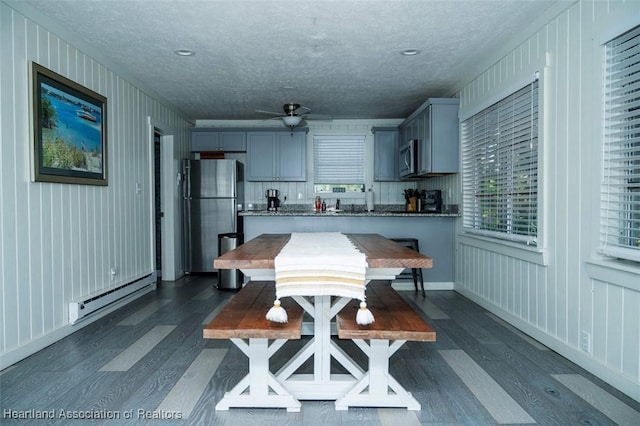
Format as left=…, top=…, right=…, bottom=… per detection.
left=335, top=339, right=421, bottom=411
left=209, top=283, right=429, bottom=412
left=216, top=338, right=301, bottom=412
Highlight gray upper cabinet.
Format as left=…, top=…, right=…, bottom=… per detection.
left=373, top=127, right=399, bottom=181
left=276, top=132, right=306, bottom=181
left=191, top=129, right=246, bottom=152
left=246, top=132, right=275, bottom=180
left=218, top=132, right=247, bottom=151
left=400, top=98, right=459, bottom=176
left=419, top=99, right=459, bottom=175
left=246, top=131, right=306, bottom=181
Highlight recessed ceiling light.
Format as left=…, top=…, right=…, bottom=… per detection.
left=400, top=49, right=421, bottom=56
left=174, top=49, right=195, bottom=57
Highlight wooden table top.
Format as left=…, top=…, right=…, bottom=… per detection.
left=214, top=233, right=433, bottom=270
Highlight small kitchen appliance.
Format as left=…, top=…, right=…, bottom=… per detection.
left=399, top=139, right=418, bottom=179
left=265, top=189, right=280, bottom=211
left=423, top=190, right=443, bottom=213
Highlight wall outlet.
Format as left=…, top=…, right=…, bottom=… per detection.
left=581, top=331, right=591, bottom=353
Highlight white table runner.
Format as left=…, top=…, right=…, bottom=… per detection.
left=267, top=232, right=374, bottom=324
left=275, top=232, right=367, bottom=298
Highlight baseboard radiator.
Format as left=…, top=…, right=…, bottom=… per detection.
left=69, top=273, right=157, bottom=324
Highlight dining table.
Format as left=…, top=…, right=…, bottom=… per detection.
left=213, top=232, right=433, bottom=403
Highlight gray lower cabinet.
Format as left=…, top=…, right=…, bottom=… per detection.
left=246, top=131, right=306, bottom=181
left=191, top=130, right=246, bottom=152
left=373, top=127, right=399, bottom=181
left=243, top=215, right=456, bottom=283
left=399, top=98, right=459, bottom=176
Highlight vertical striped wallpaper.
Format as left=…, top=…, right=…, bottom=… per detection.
left=0, top=3, right=191, bottom=362
left=444, top=0, right=639, bottom=399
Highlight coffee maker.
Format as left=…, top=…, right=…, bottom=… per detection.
left=423, top=190, right=443, bottom=213
left=265, top=189, right=280, bottom=211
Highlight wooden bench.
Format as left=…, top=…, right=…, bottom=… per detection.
left=203, top=281, right=304, bottom=412
left=335, top=281, right=436, bottom=410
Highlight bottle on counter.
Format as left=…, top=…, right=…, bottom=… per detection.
left=321, top=199, right=327, bottom=212
left=366, top=188, right=374, bottom=212
left=315, top=196, right=322, bottom=211
left=336, top=199, right=340, bottom=210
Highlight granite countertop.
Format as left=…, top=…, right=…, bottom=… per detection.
left=240, top=204, right=460, bottom=218
left=240, top=211, right=459, bottom=217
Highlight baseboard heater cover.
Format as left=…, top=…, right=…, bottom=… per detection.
left=69, top=273, right=156, bottom=324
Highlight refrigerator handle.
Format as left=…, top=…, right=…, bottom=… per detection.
left=184, top=199, right=192, bottom=272
left=232, top=206, right=236, bottom=231
left=183, top=160, right=190, bottom=199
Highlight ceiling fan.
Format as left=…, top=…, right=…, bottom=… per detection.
left=255, top=103, right=331, bottom=130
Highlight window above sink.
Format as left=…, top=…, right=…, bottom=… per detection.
left=313, top=184, right=364, bottom=194
left=313, top=135, right=365, bottom=189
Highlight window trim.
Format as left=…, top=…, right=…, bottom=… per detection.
left=461, top=73, right=543, bottom=247
left=599, top=24, right=640, bottom=263
left=585, top=257, right=640, bottom=292
left=458, top=234, right=549, bottom=266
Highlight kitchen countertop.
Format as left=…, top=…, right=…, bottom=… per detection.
left=240, top=210, right=459, bottom=218
left=240, top=205, right=458, bottom=283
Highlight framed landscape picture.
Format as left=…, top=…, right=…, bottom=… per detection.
left=31, top=62, right=108, bottom=185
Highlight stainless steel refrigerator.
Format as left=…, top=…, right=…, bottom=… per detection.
left=183, top=159, right=244, bottom=273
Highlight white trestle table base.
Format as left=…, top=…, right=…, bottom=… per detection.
left=237, top=267, right=418, bottom=409
left=215, top=337, right=301, bottom=412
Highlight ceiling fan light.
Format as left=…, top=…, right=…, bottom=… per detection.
left=282, top=116, right=302, bottom=127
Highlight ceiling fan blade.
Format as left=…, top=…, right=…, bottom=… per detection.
left=295, top=105, right=311, bottom=114
left=255, top=109, right=284, bottom=116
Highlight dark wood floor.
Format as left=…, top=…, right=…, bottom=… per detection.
left=1, top=275, right=638, bottom=425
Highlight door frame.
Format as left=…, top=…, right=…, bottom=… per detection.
left=147, top=116, right=179, bottom=280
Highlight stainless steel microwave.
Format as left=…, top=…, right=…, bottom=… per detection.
left=399, top=139, right=418, bottom=179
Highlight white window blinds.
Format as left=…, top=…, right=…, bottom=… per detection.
left=462, top=79, right=539, bottom=245
left=313, top=135, right=365, bottom=184
left=601, top=25, right=640, bottom=262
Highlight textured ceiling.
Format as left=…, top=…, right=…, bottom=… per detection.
left=12, top=0, right=562, bottom=122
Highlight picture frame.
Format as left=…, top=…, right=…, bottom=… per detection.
left=31, top=61, right=108, bottom=185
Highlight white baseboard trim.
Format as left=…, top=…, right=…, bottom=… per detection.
left=0, top=283, right=156, bottom=371
left=391, top=280, right=454, bottom=291
left=455, top=286, right=640, bottom=403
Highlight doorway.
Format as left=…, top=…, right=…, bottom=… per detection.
left=154, top=132, right=162, bottom=278
left=149, top=117, right=178, bottom=281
